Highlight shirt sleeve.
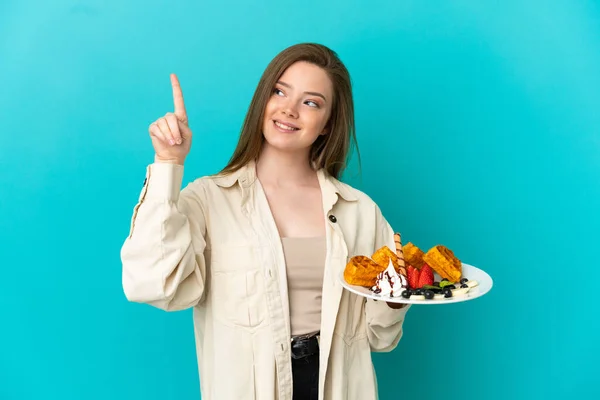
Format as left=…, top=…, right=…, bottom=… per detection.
left=120, top=163, right=208, bottom=311
left=364, top=206, right=411, bottom=352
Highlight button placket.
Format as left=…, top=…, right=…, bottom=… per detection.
left=247, top=183, right=293, bottom=399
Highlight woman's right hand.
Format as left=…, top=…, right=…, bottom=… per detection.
left=149, top=74, right=192, bottom=165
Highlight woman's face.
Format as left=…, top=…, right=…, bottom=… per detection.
left=262, top=61, right=333, bottom=155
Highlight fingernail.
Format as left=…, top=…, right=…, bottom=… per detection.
left=176, top=139, right=182, bottom=145
left=169, top=139, right=175, bottom=145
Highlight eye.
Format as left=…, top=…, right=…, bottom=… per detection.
left=273, top=88, right=284, bottom=96
left=305, top=100, right=320, bottom=108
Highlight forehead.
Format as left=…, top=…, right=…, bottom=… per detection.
left=278, top=61, right=333, bottom=97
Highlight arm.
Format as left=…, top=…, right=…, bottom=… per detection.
left=364, top=207, right=411, bottom=352
left=120, top=162, right=208, bottom=312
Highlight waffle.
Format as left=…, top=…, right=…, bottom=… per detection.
left=344, top=255, right=387, bottom=287
left=423, top=245, right=462, bottom=282
left=403, top=242, right=426, bottom=269
left=371, top=246, right=404, bottom=276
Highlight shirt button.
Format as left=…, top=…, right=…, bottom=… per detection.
left=329, top=215, right=337, bottom=223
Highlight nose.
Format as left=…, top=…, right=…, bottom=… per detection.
left=281, top=99, right=299, bottom=118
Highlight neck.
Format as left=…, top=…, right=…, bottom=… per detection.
left=256, top=144, right=317, bottom=187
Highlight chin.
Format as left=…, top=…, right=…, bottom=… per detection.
left=263, top=138, right=301, bottom=153
left=261, top=135, right=309, bottom=155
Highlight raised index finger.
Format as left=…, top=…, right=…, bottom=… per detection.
left=171, top=73, right=187, bottom=122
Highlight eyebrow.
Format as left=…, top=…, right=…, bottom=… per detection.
left=277, top=81, right=327, bottom=102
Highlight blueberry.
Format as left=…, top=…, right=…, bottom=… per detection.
left=414, top=289, right=423, bottom=295
left=433, top=281, right=440, bottom=287
left=401, top=290, right=411, bottom=299
left=444, top=288, right=453, bottom=298
left=460, top=283, right=469, bottom=288
left=424, top=290, right=434, bottom=300
left=460, top=278, right=468, bottom=284
left=445, top=285, right=456, bottom=290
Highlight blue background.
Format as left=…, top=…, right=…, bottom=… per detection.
left=1, top=1, right=598, bottom=399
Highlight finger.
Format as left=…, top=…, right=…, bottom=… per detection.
left=178, top=119, right=192, bottom=141
left=165, top=113, right=182, bottom=144
left=157, top=117, right=175, bottom=145
left=149, top=123, right=168, bottom=144
left=171, top=73, right=188, bottom=123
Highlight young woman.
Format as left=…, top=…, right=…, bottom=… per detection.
left=121, top=43, right=410, bottom=400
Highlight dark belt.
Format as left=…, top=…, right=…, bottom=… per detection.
left=291, top=332, right=320, bottom=360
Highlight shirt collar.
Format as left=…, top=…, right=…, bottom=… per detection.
left=317, top=168, right=358, bottom=202
left=210, top=160, right=358, bottom=202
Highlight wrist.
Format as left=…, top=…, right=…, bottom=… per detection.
left=154, top=155, right=185, bottom=165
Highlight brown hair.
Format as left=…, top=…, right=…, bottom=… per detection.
left=219, top=43, right=360, bottom=179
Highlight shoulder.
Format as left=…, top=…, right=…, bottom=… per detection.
left=327, top=175, right=385, bottom=218
left=330, top=177, right=395, bottom=250
left=329, top=175, right=378, bottom=206
left=178, top=172, right=220, bottom=198
left=190, top=162, right=254, bottom=190
left=184, top=166, right=241, bottom=190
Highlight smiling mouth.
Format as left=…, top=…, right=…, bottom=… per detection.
left=274, top=120, right=300, bottom=131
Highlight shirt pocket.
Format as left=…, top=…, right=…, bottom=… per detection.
left=338, top=256, right=368, bottom=340
left=209, top=245, right=267, bottom=329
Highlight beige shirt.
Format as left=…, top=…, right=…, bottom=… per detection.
left=120, top=160, right=411, bottom=400
left=281, top=236, right=326, bottom=336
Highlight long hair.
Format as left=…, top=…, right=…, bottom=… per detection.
left=219, top=43, right=360, bottom=179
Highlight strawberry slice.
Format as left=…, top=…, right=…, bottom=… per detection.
left=417, top=264, right=434, bottom=288
left=407, top=264, right=420, bottom=289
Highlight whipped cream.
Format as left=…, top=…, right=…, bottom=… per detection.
left=371, top=260, right=408, bottom=297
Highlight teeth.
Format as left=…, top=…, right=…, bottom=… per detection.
left=275, top=121, right=297, bottom=131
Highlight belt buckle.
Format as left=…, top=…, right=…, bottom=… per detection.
left=291, top=331, right=320, bottom=344
left=290, top=332, right=320, bottom=360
